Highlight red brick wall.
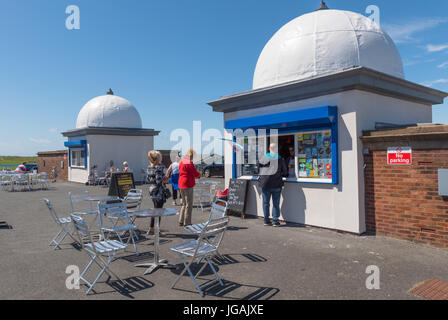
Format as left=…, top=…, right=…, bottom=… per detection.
left=365, top=149, right=448, bottom=249
left=38, top=152, right=68, bottom=181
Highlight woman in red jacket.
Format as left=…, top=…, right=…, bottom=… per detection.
left=178, top=148, right=201, bottom=226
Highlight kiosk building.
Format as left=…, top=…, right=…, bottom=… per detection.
left=62, top=89, right=159, bottom=184
left=208, top=4, right=447, bottom=234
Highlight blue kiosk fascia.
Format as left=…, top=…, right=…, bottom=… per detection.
left=224, top=106, right=339, bottom=185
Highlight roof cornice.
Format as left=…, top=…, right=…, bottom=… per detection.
left=62, top=127, right=160, bottom=138
left=207, top=67, right=448, bottom=113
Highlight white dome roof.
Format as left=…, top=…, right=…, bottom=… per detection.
left=76, top=93, right=142, bottom=129
left=253, top=9, right=404, bottom=89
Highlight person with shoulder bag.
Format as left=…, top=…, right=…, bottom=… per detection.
left=146, top=150, right=170, bottom=235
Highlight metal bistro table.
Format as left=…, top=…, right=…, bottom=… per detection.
left=133, top=208, right=178, bottom=275
left=84, top=195, right=121, bottom=202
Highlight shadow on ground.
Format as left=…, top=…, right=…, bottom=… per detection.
left=172, top=278, right=280, bottom=300
left=84, top=276, right=155, bottom=299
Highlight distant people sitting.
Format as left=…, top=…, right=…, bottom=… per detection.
left=122, top=161, right=132, bottom=173
left=105, top=160, right=118, bottom=179
left=109, top=160, right=118, bottom=172
left=15, top=162, right=27, bottom=173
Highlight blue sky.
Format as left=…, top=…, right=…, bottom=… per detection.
left=0, top=0, right=447, bottom=156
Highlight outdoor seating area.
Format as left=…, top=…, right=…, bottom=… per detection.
left=0, top=171, right=50, bottom=192
left=43, top=185, right=231, bottom=296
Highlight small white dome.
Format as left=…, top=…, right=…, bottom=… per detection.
left=253, top=9, right=404, bottom=89
left=76, top=93, right=142, bottom=129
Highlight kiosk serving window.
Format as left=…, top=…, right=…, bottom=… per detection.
left=226, top=106, right=339, bottom=185
left=236, top=129, right=333, bottom=184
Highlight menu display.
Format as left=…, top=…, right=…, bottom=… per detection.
left=108, top=172, right=135, bottom=199
left=297, top=130, right=332, bottom=180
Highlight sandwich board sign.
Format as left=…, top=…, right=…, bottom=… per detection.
left=387, top=147, right=412, bottom=165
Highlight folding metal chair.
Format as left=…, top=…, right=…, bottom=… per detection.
left=71, top=214, right=127, bottom=295
left=98, top=201, right=139, bottom=255
left=184, top=199, right=228, bottom=235
left=36, top=172, right=50, bottom=190
left=194, top=182, right=214, bottom=213
left=171, top=216, right=229, bottom=297
left=69, top=190, right=98, bottom=215
left=125, top=189, right=143, bottom=214
left=14, top=174, right=31, bottom=192
left=44, top=199, right=78, bottom=250
left=0, top=174, right=13, bottom=192
left=125, top=189, right=144, bottom=238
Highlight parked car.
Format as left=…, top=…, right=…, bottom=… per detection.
left=25, top=164, right=38, bottom=172
left=202, top=162, right=224, bottom=178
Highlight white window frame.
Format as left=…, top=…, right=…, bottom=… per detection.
left=70, top=148, right=86, bottom=168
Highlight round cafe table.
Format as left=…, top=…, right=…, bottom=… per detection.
left=84, top=195, right=121, bottom=202
left=133, top=208, right=179, bottom=275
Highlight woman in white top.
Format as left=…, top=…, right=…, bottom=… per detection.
left=122, top=161, right=132, bottom=173
left=166, top=156, right=181, bottom=205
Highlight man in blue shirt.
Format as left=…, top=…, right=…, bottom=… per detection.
left=258, top=143, right=288, bottom=227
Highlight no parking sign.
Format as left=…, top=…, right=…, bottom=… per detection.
left=387, top=147, right=412, bottom=165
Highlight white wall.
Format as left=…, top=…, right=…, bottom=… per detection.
left=87, top=135, right=154, bottom=183
left=223, top=90, right=432, bottom=234
left=66, top=134, right=154, bottom=184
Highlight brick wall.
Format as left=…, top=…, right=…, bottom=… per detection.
left=365, top=149, right=448, bottom=249
left=38, top=151, right=68, bottom=181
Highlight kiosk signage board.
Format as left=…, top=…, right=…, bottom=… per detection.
left=387, top=147, right=412, bottom=165
left=227, top=179, right=249, bottom=217
left=108, top=172, right=135, bottom=199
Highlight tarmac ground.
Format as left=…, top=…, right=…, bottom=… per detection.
left=1, top=179, right=448, bottom=300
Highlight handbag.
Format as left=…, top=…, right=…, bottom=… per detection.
left=163, top=185, right=172, bottom=199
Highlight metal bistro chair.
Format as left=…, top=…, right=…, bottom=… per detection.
left=124, top=189, right=143, bottom=236
left=98, top=201, right=139, bottom=255
left=71, top=214, right=127, bottom=295
left=69, top=191, right=98, bottom=216
left=194, top=182, right=214, bottom=213
left=124, top=189, right=143, bottom=214
left=28, top=173, right=38, bottom=190
left=14, top=174, right=31, bottom=192
left=35, top=172, right=50, bottom=190
left=0, top=174, right=13, bottom=192
left=184, top=199, right=228, bottom=235
left=171, top=216, right=229, bottom=297
left=44, top=199, right=78, bottom=250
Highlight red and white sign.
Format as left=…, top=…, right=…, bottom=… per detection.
left=387, top=147, right=412, bottom=165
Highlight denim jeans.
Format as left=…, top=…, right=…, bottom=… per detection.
left=261, top=188, right=282, bottom=223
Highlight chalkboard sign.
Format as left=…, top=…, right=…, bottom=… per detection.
left=108, top=172, right=135, bottom=199
left=227, top=179, right=249, bottom=218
